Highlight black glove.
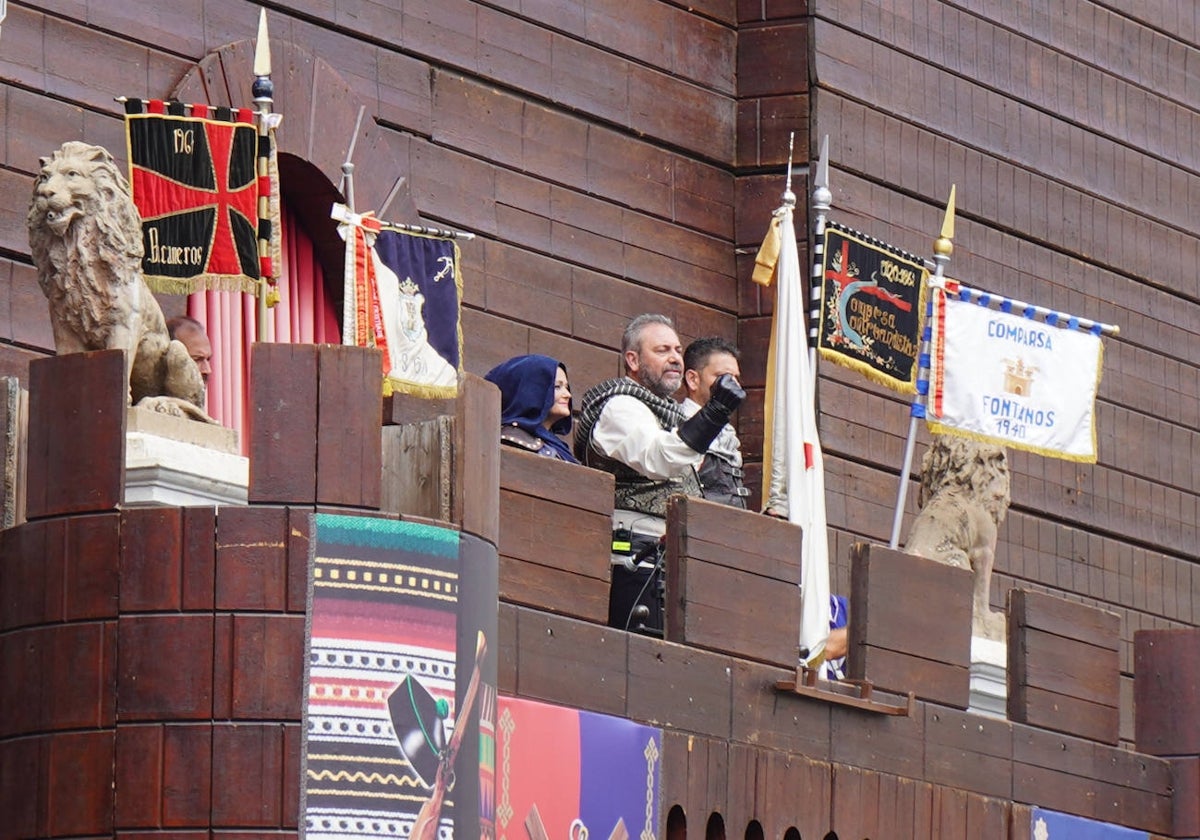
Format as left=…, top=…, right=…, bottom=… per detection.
left=677, top=373, right=745, bottom=453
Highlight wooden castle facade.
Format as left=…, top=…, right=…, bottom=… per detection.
left=0, top=1, right=1198, bottom=838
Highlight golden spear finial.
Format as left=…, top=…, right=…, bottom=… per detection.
left=253, top=8, right=271, bottom=77
left=934, top=185, right=955, bottom=258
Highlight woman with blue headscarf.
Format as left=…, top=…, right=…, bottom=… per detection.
left=484, top=354, right=579, bottom=463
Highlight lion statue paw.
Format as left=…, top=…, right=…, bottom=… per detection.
left=136, top=396, right=218, bottom=424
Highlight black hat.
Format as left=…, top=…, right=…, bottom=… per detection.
left=387, top=675, right=447, bottom=789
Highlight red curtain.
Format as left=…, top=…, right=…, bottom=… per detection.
left=187, top=204, right=339, bottom=450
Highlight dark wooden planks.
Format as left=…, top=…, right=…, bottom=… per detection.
left=497, top=447, right=613, bottom=623
left=627, top=633, right=734, bottom=736
left=848, top=542, right=973, bottom=708
left=1011, top=724, right=1172, bottom=834
left=1007, top=589, right=1120, bottom=744
left=664, top=495, right=801, bottom=668
left=315, top=345, right=382, bottom=509
left=831, top=695, right=927, bottom=781
left=249, top=344, right=382, bottom=509
left=1134, top=628, right=1200, bottom=757
left=731, top=659, right=832, bottom=761
left=509, top=606, right=628, bottom=718
left=923, top=705, right=1012, bottom=800
left=25, top=350, right=126, bottom=519
left=453, top=373, right=500, bottom=544
left=248, top=344, right=319, bottom=505
left=1172, top=756, right=1200, bottom=838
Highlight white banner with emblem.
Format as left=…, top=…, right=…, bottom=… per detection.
left=927, top=280, right=1105, bottom=462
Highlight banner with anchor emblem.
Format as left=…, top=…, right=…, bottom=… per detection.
left=816, top=221, right=927, bottom=393
left=334, top=203, right=464, bottom=397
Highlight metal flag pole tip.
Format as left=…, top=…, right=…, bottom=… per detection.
left=340, top=106, right=368, bottom=212
left=781, top=132, right=797, bottom=208
left=806, top=134, right=832, bottom=383
left=813, top=135, right=832, bottom=213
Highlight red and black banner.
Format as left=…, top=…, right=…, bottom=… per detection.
left=124, top=99, right=265, bottom=294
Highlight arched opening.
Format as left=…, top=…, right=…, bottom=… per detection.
left=706, top=812, right=726, bottom=840
left=168, top=34, right=416, bottom=443
left=744, top=819, right=764, bottom=840
left=782, top=827, right=801, bottom=840
left=186, top=153, right=344, bottom=440
left=667, top=804, right=687, bottom=840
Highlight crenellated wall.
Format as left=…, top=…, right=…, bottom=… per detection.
left=2, top=348, right=1196, bottom=839
left=1, top=2, right=1199, bottom=835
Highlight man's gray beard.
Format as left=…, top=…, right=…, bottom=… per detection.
left=640, top=369, right=681, bottom=399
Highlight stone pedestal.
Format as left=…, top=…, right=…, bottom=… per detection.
left=123, top=407, right=248, bottom=506
left=969, top=635, right=1007, bottom=718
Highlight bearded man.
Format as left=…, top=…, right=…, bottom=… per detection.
left=575, top=313, right=745, bottom=632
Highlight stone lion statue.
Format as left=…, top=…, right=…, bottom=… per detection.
left=904, top=434, right=1011, bottom=640
left=27, top=142, right=212, bottom=421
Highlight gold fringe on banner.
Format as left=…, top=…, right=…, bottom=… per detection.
left=817, top=347, right=916, bottom=391
left=927, top=421, right=1098, bottom=464
left=142, top=275, right=259, bottom=296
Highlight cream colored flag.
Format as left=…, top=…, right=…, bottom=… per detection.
left=758, top=204, right=832, bottom=669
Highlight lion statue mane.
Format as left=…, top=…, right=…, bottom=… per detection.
left=27, top=141, right=211, bottom=421
left=904, top=434, right=1011, bottom=640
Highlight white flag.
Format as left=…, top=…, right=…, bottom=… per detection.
left=928, top=281, right=1104, bottom=461
left=758, top=205, right=832, bottom=669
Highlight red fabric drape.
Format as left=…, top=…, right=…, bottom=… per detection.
left=187, top=204, right=338, bottom=451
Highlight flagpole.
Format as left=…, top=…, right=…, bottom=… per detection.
left=889, top=186, right=955, bottom=549
left=753, top=144, right=832, bottom=669
left=340, top=105, right=368, bottom=214
left=377, top=219, right=477, bottom=241
left=251, top=8, right=273, bottom=339
left=809, top=135, right=831, bottom=383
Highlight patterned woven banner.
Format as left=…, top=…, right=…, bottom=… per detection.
left=124, top=99, right=266, bottom=294
left=303, top=513, right=466, bottom=840
left=817, top=221, right=926, bottom=393
left=495, top=697, right=662, bottom=840
left=927, top=280, right=1104, bottom=462
left=335, top=204, right=464, bottom=397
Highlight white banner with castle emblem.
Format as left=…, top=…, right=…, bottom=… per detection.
left=927, top=280, right=1104, bottom=462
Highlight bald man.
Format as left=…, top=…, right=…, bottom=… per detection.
left=166, top=315, right=213, bottom=386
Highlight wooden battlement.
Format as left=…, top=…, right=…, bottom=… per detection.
left=0, top=348, right=1193, bottom=839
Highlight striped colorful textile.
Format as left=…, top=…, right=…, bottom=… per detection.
left=478, top=683, right=497, bottom=840
left=302, top=513, right=461, bottom=840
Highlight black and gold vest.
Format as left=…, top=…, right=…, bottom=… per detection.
left=574, top=378, right=701, bottom=520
